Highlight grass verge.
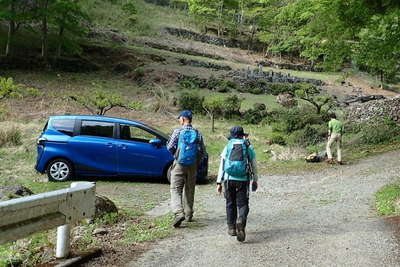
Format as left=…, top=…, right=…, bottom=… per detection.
left=376, top=181, right=400, bottom=216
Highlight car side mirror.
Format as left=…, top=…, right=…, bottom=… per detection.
left=149, top=139, right=162, bottom=148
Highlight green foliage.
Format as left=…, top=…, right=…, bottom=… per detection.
left=221, top=94, right=242, bottom=118
left=178, top=76, right=204, bottom=89
left=207, top=76, right=237, bottom=93
left=133, top=67, right=145, bottom=82
left=242, top=102, right=267, bottom=124
left=269, top=133, right=286, bottom=145
left=70, top=83, right=141, bottom=115
left=121, top=214, right=173, bottom=244
left=268, top=83, right=297, bottom=96
left=0, top=77, right=22, bottom=100
left=358, top=118, right=400, bottom=145
left=376, top=183, right=400, bottom=216
left=122, top=1, right=138, bottom=25
left=286, top=124, right=326, bottom=147
left=295, top=83, right=335, bottom=114
left=178, top=91, right=204, bottom=114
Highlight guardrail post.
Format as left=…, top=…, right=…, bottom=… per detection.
left=56, top=182, right=89, bottom=259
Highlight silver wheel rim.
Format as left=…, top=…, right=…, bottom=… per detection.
left=50, top=162, right=69, bottom=181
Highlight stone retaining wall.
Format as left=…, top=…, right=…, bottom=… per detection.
left=164, top=27, right=265, bottom=52
left=346, top=96, right=400, bottom=123
left=258, top=60, right=323, bottom=72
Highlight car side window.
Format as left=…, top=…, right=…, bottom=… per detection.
left=120, top=124, right=157, bottom=143
left=80, top=121, right=114, bottom=138
left=51, top=119, right=75, bottom=136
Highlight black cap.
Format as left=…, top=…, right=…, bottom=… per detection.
left=228, top=126, right=248, bottom=140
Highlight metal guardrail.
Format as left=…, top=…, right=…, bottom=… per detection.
left=0, top=182, right=96, bottom=258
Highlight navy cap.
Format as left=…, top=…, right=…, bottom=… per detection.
left=228, top=126, right=248, bottom=140
left=178, top=110, right=193, bottom=120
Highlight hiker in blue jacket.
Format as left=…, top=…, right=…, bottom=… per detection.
left=216, top=126, right=258, bottom=242
left=167, top=110, right=206, bottom=228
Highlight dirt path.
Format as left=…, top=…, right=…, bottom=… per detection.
left=129, top=150, right=400, bottom=266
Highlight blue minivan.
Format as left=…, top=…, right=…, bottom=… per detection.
left=35, top=115, right=208, bottom=182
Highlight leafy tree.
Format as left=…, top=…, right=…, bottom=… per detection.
left=354, top=9, right=400, bottom=84
left=70, top=84, right=141, bottom=116
left=203, top=96, right=224, bottom=132
left=295, top=84, right=335, bottom=114
left=51, top=0, right=89, bottom=57
left=0, top=0, right=35, bottom=56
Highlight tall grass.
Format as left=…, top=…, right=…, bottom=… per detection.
left=0, top=125, right=22, bottom=147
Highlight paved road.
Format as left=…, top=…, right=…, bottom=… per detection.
left=130, top=150, right=400, bottom=266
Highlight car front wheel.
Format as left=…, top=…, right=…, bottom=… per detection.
left=47, top=159, right=73, bottom=182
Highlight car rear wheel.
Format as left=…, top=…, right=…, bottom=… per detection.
left=47, top=159, right=73, bottom=182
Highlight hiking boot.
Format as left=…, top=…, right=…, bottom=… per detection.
left=185, top=216, right=193, bottom=222
left=236, top=218, right=246, bottom=242
left=337, top=161, right=344, bottom=165
left=228, top=228, right=237, bottom=236
left=173, top=215, right=185, bottom=228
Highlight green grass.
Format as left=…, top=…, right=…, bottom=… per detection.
left=80, top=0, right=196, bottom=39
left=376, top=181, right=400, bottom=216
left=121, top=214, right=174, bottom=244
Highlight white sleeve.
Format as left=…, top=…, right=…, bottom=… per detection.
left=216, top=147, right=227, bottom=183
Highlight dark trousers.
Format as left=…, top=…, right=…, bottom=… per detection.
left=224, top=180, right=249, bottom=229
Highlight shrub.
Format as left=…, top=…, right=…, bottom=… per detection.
left=221, top=95, right=242, bottom=119
left=206, top=77, right=237, bottom=93
left=270, top=107, right=327, bottom=134
left=269, top=133, right=286, bottom=145
left=241, top=80, right=267, bottom=95
left=359, top=118, right=400, bottom=144
left=287, top=124, right=326, bottom=147
left=132, top=67, right=145, bottom=82
left=268, top=83, right=297, bottom=95
left=243, top=103, right=268, bottom=124
left=178, top=91, right=204, bottom=114
left=0, top=126, right=22, bottom=147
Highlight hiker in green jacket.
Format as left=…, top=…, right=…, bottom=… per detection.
left=326, top=113, right=344, bottom=164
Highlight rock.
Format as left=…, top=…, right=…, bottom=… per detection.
left=0, top=184, right=33, bottom=201
left=276, top=93, right=297, bottom=108
left=93, top=227, right=108, bottom=236
left=94, top=195, right=118, bottom=218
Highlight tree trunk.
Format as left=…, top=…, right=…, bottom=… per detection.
left=57, top=26, right=65, bottom=58
left=5, top=21, right=15, bottom=56
left=5, top=1, right=16, bottom=56
left=41, top=0, right=49, bottom=59
left=211, top=113, right=215, bottom=132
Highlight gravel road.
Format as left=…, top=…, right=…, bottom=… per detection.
left=129, top=150, right=400, bottom=266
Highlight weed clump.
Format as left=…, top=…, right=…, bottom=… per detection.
left=0, top=126, right=22, bottom=147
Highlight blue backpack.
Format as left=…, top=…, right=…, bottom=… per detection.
left=177, top=129, right=199, bottom=166
left=224, top=139, right=249, bottom=177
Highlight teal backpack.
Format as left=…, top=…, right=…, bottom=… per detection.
left=224, top=139, right=249, bottom=177
left=177, top=129, right=199, bottom=166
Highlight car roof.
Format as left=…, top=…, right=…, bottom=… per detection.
left=49, top=115, right=146, bottom=127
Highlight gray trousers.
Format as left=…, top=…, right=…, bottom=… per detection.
left=170, top=161, right=197, bottom=218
